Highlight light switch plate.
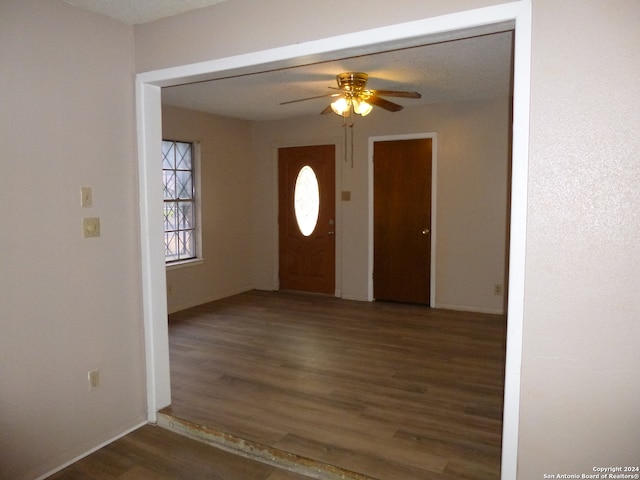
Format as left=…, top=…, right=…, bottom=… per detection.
left=88, top=369, right=100, bottom=391
left=83, top=217, right=101, bottom=238
left=81, top=187, right=93, bottom=207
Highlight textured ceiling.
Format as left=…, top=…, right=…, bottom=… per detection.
left=61, top=1, right=513, bottom=122
left=162, top=31, right=514, bottom=122
left=62, top=0, right=230, bottom=24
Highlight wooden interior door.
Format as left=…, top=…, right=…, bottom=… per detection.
left=373, top=138, right=432, bottom=304
left=279, top=145, right=335, bottom=294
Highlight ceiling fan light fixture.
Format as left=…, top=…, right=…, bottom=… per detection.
left=352, top=97, right=373, bottom=116
left=330, top=97, right=351, bottom=116
left=281, top=71, right=420, bottom=117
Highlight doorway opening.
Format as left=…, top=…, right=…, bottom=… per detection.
left=137, top=4, right=532, bottom=478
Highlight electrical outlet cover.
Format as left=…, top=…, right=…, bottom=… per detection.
left=83, top=217, right=101, bottom=238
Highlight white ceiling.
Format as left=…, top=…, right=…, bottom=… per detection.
left=162, top=31, right=514, bottom=122
left=62, top=0, right=230, bottom=24
left=62, top=0, right=514, bottom=122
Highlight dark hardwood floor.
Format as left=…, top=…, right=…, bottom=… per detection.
left=47, top=424, right=314, bottom=479
left=162, top=290, right=507, bottom=480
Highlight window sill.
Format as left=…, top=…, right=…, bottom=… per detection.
left=165, top=258, right=205, bottom=271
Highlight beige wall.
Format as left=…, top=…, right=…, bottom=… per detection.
left=162, top=106, right=254, bottom=313
left=518, top=0, right=640, bottom=474
left=163, top=97, right=509, bottom=314
left=134, top=0, right=512, bottom=73
left=3, top=0, right=638, bottom=478
left=250, top=98, right=510, bottom=312
left=0, top=1, right=146, bottom=479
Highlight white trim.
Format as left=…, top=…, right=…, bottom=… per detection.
left=436, top=303, right=505, bottom=315
left=340, top=293, right=370, bottom=302
left=271, top=145, right=280, bottom=291
left=367, top=133, right=438, bottom=304
left=168, top=284, right=255, bottom=315
left=193, top=140, right=203, bottom=265
left=501, top=2, right=531, bottom=478
left=35, top=421, right=147, bottom=480
left=165, top=258, right=205, bottom=271
left=135, top=3, right=531, bottom=477
left=136, top=80, right=171, bottom=419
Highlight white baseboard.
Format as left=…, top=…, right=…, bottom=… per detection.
left=340, top=293, right=370, bottom=302
left=432, top=302, right=504, bottom=315
left=168, top=285, right=255, bottom=314
left=35, top=420, right=148, bottom=480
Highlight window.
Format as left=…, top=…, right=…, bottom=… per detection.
left=293, top=165, right=320, bottom=236
left=162, top=140, right=197, bottom=264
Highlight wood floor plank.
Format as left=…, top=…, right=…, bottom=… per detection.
left=163, top=290, right=506, bottom=480
left=47, top=425, right=315, bottom=480
left=274, top=433, right=447, bottom=480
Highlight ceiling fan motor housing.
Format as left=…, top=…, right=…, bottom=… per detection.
left=337, top=72, right=369, bottom=95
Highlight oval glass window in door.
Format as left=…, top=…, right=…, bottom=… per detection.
left=294, top=165, right=320, bottom=236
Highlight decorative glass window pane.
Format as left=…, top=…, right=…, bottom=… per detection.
left=294, top=165, right=320, bottom=237
left=178, top=201, right=194, bottom=229
left=176, top=142, right=192, bottom=170
left=162, top=140, right=197, bottom=263
left=164, top=231, right=178, bottom=262
left=176, top=170, right=193, bottom=199
left=162, top=142, right=175, bottom=169
left=178, top=230, right=194, bottom=258
left=163, top=171, right=176, bottom=199
left=164, top=202, right=177, bottom=231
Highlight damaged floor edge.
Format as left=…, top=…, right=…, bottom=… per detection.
left=157, top=412, right=378, bottom=480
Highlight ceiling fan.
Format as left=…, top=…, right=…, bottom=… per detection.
left=280, top=72, right=421, bottom=117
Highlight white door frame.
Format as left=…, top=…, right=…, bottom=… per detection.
left=368, top=133, right=438, bottom=305
left=135, top=3, right=531, bottom=478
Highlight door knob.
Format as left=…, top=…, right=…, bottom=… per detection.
left=422, top=229, right=430, bottom=235
left=328, top=231, right=335, bottom=235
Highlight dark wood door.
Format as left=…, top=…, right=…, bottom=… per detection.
left=373, top=138, right=432, bottom=304
left=279, top=145, right=335, bottom=294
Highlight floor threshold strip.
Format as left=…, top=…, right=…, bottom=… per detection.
left=157, top=412, right=379, bottom=480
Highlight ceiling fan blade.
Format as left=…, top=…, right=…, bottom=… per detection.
left=368, top=95, right=404, bottom=112
left=280, top=93, right=339, bottom=105
left=371, top=89, right=421, bottom=99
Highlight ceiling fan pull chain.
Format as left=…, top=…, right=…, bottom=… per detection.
left=342, top=117, right=348, bottom=164
left=350, top=121, right=355, bottom=169
left=341, top=116, right=355, bottom=167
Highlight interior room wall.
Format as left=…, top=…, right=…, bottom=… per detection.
left=136, top=0, right=640, bottom=476
left=0, top=1, right=146, bottom=479
left=2, top=0, right=635, bottom=478
left=518, top=0, right=640, bottom=474
left=133, top=0, right=516, bottom=73
left=251, top=98, right=510, bottom=313
left=162, top=106, right=254, bottom=313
